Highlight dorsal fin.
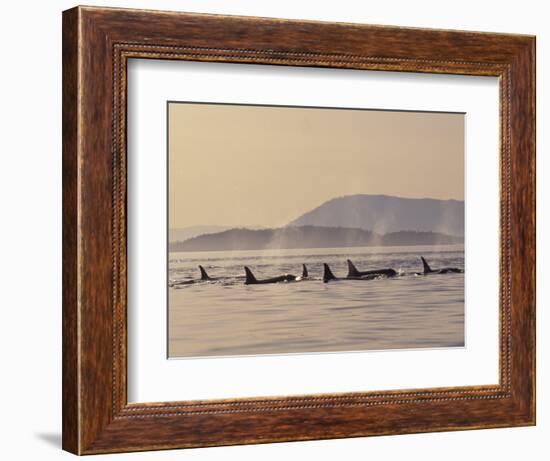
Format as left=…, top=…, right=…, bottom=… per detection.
left=244, top=266, right=257, bottom=284
left=347, top=259, right=360, bottom=277
left=421, top=256, right=432, bottom=274
left=198, top=265, right=210, bottom=280
left=302, top=264, right=308, bottom=278
left=323, top=263, right=336, bottom=283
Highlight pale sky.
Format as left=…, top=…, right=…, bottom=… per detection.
left=168, top=102, right=464, bottom=229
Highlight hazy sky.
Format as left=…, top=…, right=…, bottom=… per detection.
left=168, top=103, right=464, bottom=229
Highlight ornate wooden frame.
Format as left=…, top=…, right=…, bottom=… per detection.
left=62, top=5, right=536, bottom=455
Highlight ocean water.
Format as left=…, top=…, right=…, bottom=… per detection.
left=168, top=245, right=464, bottom=358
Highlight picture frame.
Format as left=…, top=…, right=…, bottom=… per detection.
left=62, top=5, right=535, bottom=455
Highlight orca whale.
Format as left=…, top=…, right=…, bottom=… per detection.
left=244, top=265, right=308, bottom=285
left=323, top=263, right=339, bottom=283
left=420, top=256, right=462, bottom=275
left=347, top=259, right=397, bottom=278
left=323, top=263, right=381, bottom=283
left=199, top=265, right=213, bottom=280
left=170, top=265, right=215, bottom=287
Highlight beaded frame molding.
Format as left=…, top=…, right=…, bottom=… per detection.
left=62, top=6, right=535, bottom=455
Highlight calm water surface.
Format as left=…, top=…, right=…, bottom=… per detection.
left=168, top=245, right=464, bottom=358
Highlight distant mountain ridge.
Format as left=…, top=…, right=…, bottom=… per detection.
left=169, top=226, right=462, bottom=252
left=288, top=194, right=464, bottom=237
left=169, top=225, right=264, bottom=242
left=169, top=226, right=232, bottom=243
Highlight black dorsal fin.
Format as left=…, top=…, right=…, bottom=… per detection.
left=302, top=264, right=308, bottom=278
left=421, top=256, right=432, bottom=274
left=323, top=263, right=336, bottom=283
left=198, top=265, right=210, bottom=280
left=347, top=259, right=360, bottom=277
left=244, top=266, right=257, bottom=284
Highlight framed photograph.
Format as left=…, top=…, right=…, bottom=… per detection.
left=62, top=6, right=535, bottom=455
